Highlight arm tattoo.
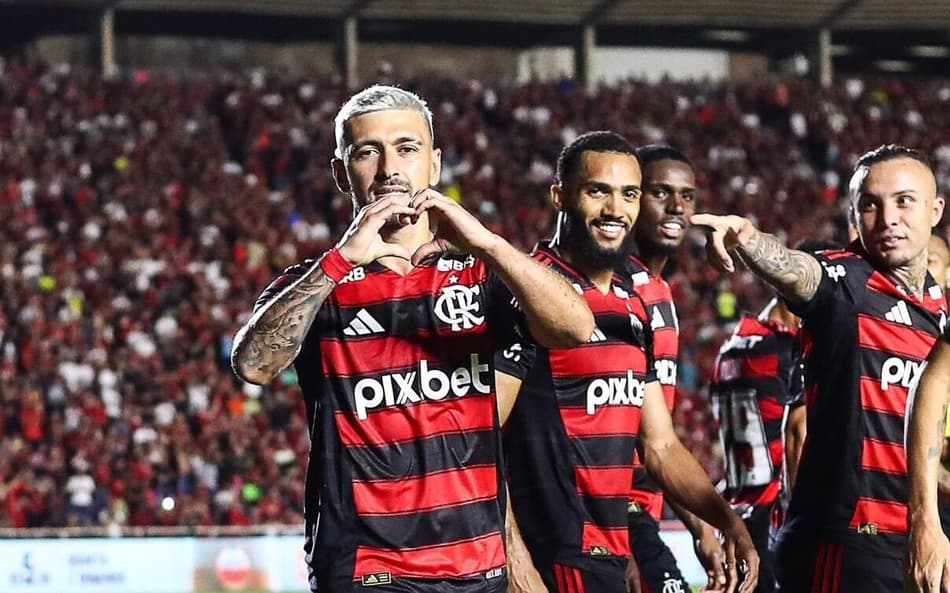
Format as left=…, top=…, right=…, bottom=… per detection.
left=231, top=265, right=335, bottom=384
left=928, top=402, right=949, bottom=460
left=735, top=229, right=822, bottom=303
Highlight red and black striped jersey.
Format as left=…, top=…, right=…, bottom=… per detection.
left=496, top=242, right=657, bottom=573
left=710, top=314, right=804, bottom=509
left=254, top=252, right=523, bottom=592
left=626, top=255, right=678, bottom=520
left=781, top=241, right=947, bottom=557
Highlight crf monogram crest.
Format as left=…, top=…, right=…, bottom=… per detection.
left=434, top=285, right=485, bottom=331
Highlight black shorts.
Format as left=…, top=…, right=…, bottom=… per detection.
left=628, top=511, right=689, bottom=593
left=775, top=536, right=902, bottom=593
left=539, top=561, right=627, bottom=593
left=742, top=504, right=776, bottom=593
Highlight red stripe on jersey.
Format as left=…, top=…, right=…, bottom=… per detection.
left=848, top=498, right=907, bottom=534
left=549, top=344, right=648, bottom=379
left=575, top=466, right=634, bottom=497
left=560, top=406, right=641, bottom=438
left=740, top=354, right=779, bottom=380
left=858, top=314, right=935, bottom=359
left=859, top=377, right=908, bottom=416
left=353, top=465, right=498, bottom=515
left=334, top=265, right=487, bottom=308
left=759, top=397, right=786, bottom=422
left=861, top=438, right=906, bottom=475
left=354, top=532, right=505, bottom=579
left=335, top=394, right=496, bottom=447
left=581, top=522, right=629, bottom=557
left=322, top=338, right=432, bottom=376
left=652, top=328, right=678, bottom=359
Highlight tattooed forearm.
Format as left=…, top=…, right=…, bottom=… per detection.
left=734, top=229, right=823, bottom=303
left=231, top=265, right=336, bottom=385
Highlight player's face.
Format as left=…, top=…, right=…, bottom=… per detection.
left=852, top=158, right=944, bottom=270
left=635, top=159, right=697, bottom=254
left=332, top=109, right=441, bottom=212
left=554, top=151, right=642, bottom=270
left=928, top=234, right=950, bottom=286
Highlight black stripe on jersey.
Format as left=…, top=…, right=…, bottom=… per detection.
left=358, top=497, right=503, bottom=551
left=859, top=347, right=926, bottom=385
left=863, top=470, right=907, bottom=504
left=580, top=495, right=631, bottom=529
left=864, top=410, right=906, bottom=446
left=570, top=436, right=639, bottom=469
left=346, top=429, right=499, bottom=481
left=632, top=466, right=662, bottom=493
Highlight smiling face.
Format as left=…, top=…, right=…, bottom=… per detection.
left=635, top=159, right=697, bottom=256
left=851, top=157, right=944, bottom=270
left=331, top=109, right=441, bottom=214
left=552, top=150, right=642, bottom=271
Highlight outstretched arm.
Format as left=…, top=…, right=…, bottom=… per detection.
left=690, top=214, right=823, bottom=304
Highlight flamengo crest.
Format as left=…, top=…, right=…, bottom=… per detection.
left=434, top=285, right=485, bottom=331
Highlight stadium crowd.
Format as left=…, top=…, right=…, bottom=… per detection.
left=2, top=57, right=950, bottom=528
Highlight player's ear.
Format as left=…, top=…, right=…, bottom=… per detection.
left=331, top=158, right=350, bottom=194
left=932, top=194, right=946, bottom=227
left=550, top=183, right=564, bottom=211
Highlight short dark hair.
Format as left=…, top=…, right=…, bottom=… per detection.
left=854, top=144, right=934, bottom=176
left=794, top=238, right=840, bottom=254
left=556, top=131, right=637, bottom=188
left=635, top=144, right=693, bottom=170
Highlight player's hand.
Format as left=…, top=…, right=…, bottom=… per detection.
left=506, top=540, right=549, bottom=593
left=336, top=195, right=417, bottom=265
left=907, top=518, right=950, bottom=593
left=693, top=527, right=728, bottom=591
left=689, top=214, right=756, bottom=274
left=410, top=189, right=500, bottom=265
left=721, top=522, right=759, bottom=593
left=625, top=556, right=644, bottom=593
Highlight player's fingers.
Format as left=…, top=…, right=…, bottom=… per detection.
left=411, top=238, right=456, bottom=266
left=737, top=555, right=758, bottom=593
left=722, top=540, right=739, bottom=593
left=703, top=231, right=736, bottom=273
left=689, top=213, right=729, bottom=230
left=940, top=561, right=950, bottom=593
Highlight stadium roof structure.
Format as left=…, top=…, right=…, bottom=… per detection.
left=2, top=0, right=950, bottom=74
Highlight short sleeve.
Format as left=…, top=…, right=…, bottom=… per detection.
left=786, top=251, right=862, bottom=323
left=484, top=268, right=532, bottom=350
left=493, top=341, right=538, bottom=381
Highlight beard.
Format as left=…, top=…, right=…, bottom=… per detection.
left=561, top=209, right=638, bottom=271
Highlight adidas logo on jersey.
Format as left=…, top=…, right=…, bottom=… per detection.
left=884, top=301, right=913, bottom=326
left=353, top=354, right=491, bottom=419
left=589, top=327, right=607, bottom=343
left=931, top=285, right=944, bottom=300
left=343, top=309, right=385, bottom=336
left=361, top=572, right=392, bottom=587
left=651, top=307, right=666, bottom=330
left=586, top=370, right=645, bottom=414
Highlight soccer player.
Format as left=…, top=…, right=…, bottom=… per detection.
left=624, top=145, right=724, bottom=593
left=497, top=132, right=759, bottom=593
left=230, top=85, right=595, bottom=593
left=710, top=296, right=804, bottom=593
left=693, top=144, right=947, bottom=592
